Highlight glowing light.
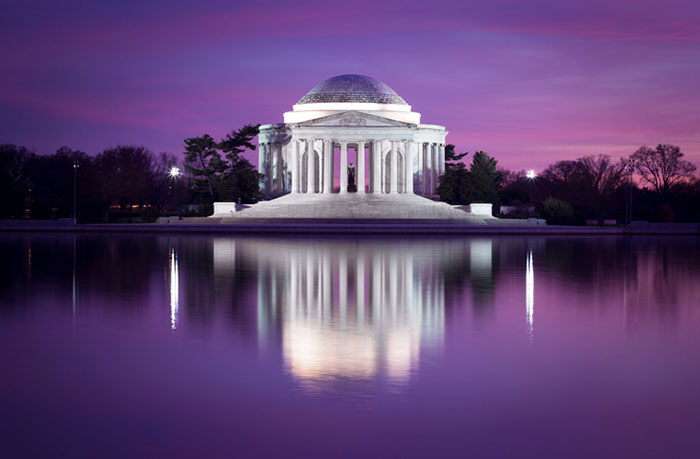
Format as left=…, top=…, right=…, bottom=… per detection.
left=169, top=166, right=181, bottom=178
left=526, top=169, right=536, bottom=179
left=169, top=247, right=179, bottom=330
left=526, top=249, right=534, bottom=343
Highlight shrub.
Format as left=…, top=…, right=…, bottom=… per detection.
left=541, top=197, right=576, bottom=225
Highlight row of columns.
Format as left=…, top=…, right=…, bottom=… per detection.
left=260, top=139, right=445, bottom=196
left=418, top=142, right=445, bottom=196
left=259, top=141, right=285, bottom=196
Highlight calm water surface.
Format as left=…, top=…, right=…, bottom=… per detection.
left=2, top=234, right=700, bottom=458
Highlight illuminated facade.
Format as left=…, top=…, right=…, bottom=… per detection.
left=260, top=74, right=446, bottom=197
left=211, top=75, right=490, bottom=219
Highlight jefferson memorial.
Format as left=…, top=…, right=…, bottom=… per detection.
left=213, top=74, right=489, bottom=220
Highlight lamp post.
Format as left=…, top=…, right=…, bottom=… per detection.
left=169, top=166, right=181, bottom=211
left=73, top=160, right=79, bottom=225
left=526, top=169, right=536, bottom=212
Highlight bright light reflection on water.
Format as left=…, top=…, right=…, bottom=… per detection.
left=2, top=234, right=700, bottom=458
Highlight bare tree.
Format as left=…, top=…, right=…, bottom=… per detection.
left=629, top=144, right=696, bottom=196
left=577, top=154, right=627, bottom=221
left=578, top=155, right=626, bottom=201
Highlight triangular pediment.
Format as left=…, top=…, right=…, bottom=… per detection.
left=296, top=111, right=414, bottom=128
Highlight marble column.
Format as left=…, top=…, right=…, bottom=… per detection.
left=432, top=143, right=438, bottom=194
left=258, top=141, right=265, bottom=176
left=373, top=140, right=382, bottom=194
left=421, top=143, right=427, bottom=195
left=259, top=142, right=266, bottom=194
left=439, top=143, right=445, bottom=176
left=291, top=140, right=298, bottom=194
left=390, top=141, right=398, bottom=194
left=307, top=139, right=315, bottom=194
left=318, top=143, right=324, bottom=193
left=299, top=140, right=306, bottom=193
left=323, top=140, right=333, bottom=193
left=426, top=143, right=434, bottom=195
left=340, top=141, right=348, bottom=193
left=265, top=143, right=272, bottom=196
left=275, top=143, right=283, bottom=194
left=271, top=143, right=277, bottom=192
left=405, top=141, right=413, bottom=194
left=357, top=141, right=365, bottom=193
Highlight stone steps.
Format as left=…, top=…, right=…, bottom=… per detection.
left=211, top=193, right=486, bottom=221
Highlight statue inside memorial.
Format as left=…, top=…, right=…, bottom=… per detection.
left=347, top=162, right=357, bottom=192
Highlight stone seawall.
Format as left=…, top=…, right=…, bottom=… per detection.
left=1, top=220, right=699, bottom=235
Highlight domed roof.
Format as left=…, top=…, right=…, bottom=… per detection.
left=297, top=74, right=408, bottom=105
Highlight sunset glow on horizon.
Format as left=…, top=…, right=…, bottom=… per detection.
left=1, top=0, right=699, bottom=171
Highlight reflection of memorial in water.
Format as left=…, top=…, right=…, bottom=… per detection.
left=214, top=239, right=448, bottom=390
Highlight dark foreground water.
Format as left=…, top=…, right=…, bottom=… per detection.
left=1, top=234, right=700, bottom=458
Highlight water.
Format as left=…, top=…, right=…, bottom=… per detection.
left=2, top=234, right=700, bottom=458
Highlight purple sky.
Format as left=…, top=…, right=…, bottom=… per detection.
left=1, top=0, right=699, bottom=171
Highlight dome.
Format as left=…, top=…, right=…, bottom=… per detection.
left=297, top=74, right=408, bottom=105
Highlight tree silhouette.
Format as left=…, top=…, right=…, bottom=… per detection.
left=444, top=144, right=468, bottom=171
left=576, top=154, right=626, bottom=222
left=0, top=144, right=34, bottom=218
left=219, top=124, right=259, bottom=168
left=469, top=151, right=502, bottom=203
left=630, top=144, right=696, bottom=197
left=95, top=145, right=155, bottom=211
left=183, top=135, right=225, bottom=200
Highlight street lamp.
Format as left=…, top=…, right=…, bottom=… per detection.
left=526, top=169, right=536, bottom=210
left=169, top=166, right=182, bottom=212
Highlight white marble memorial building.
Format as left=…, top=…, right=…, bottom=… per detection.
left=258, top=74, right=446, bottom=197
left=212, top=75, right=490, bottom=220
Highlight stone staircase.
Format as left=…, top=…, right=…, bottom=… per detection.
left=209, top=193, right=490, bottom=222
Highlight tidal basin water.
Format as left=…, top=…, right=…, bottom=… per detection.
left=2, top=234, right=700, bottom=458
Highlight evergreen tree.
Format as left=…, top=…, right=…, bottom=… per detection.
left=183, top=134, right=225, bottom=200
left=444, top=144, right=468, bottom=170
left=469, top=151, right=501, bottom=203
left=216, top=125, right=263, bottom=203
left=437, top=144, right=471, bottom=203
left=219, top=124, right=259, bottom=168
left=436, top=162, right=471, bottom=204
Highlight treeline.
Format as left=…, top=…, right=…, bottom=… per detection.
left=3, top=126, right=699, bottom=224
left=0, top=144, right=180, bottom=220
left=0, top=125, right=261, bottom=221
left=438, top=144, right=700, bottom=224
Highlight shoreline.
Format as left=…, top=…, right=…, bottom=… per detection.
left=1, top=220, right=699, bottom=235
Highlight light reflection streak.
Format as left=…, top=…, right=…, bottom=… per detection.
left=526, top=249, right=534, bottom=343
left=169, top=247, right=179, bottom=330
